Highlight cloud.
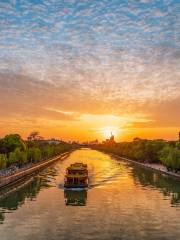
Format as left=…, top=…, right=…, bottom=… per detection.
left=0, top=0, right=179, bottom=138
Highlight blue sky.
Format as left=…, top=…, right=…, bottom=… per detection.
left=0, top=0, right=180, bottom=140
left=0, top=0, right=179, bottom=53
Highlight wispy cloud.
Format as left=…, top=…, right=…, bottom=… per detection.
left=0, top=0, right=179, bottom=139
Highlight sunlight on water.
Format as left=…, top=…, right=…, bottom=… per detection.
left=0, top=148, right=180, bottom=240
left=56, top=148, right=128, bottom=189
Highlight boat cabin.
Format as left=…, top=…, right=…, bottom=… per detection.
left=64, top=162, right=88, bottom=188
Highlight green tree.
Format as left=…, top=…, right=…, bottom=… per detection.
left=169, top=148, right=180, bottom=171
left=33, top=148, right=41, bottom=162
left=0, top=154, right=7, bottom=169
left=176, top=142, right=180, bottom=149
left=8, top=148, right=27, bottom=166
left=27, top=148, right=42, bottom=163
left=2, top=134, right=26, bottom=153
left=8, top=151, right=18, bottom=165
left=160, top=145, right=180, bottom=171
left=18, top=151, right=28, bottom=166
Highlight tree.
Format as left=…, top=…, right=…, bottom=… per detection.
left=8, top=151, right=18, bottom=165
left=176, top=142, right=180, bottom=149
left=33, top=148, right=41, bottom=162
left=27, top=131, right=44, bottom=141
left=27, top=148, right=42, bottom=163
left=169, top=148, right=180, bottom=171
left=0, top=138, right=6, bottom=154
left=160, top=145, right=180, bottom=171
left=0, top=154, right=7, bottom=169
left=16, top=149, right=27, bottom=166
left=41, top=145, right=53, bottom=159
left=8, top=148, right=27, bottom=166
left=1, top=134, right=26, bottom=153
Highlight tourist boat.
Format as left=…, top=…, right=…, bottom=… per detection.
left=64, top=162, right=88, bottom=188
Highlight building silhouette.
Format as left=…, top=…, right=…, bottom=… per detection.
left=103, top=132, right=116, bottom=145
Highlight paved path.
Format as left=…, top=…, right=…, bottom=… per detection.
left=114, top=154, right=180, bottom=180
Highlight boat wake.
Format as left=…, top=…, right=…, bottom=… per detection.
left=58, top=164, right=124, bottom=190
left=52, top=149, right=127, bottom=190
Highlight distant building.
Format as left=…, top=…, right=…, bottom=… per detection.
left=109, top=133, right=115, bottom=143
left=88, top=139, right=99, bottom=145
left=103, top=133, right=116, bottom=145
left=46, top=139, right=61, bottom=145
left=133, top=137, right=141, bottom=141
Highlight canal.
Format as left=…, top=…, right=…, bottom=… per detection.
left=0, top=148, right=180, bottom=240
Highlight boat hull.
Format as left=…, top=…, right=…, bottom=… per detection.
left=64, top=184, right=88, bottom=189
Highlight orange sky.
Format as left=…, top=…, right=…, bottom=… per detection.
left=0, top=110, right=179, bottom=142
left=0, top=1, right=179, bottom=142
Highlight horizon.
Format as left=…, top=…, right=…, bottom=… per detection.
left=0, top=0, right=179, bottom=141
left=1, top=1, right=180, bottom=239
left=0, top=131, right=179, bottom=143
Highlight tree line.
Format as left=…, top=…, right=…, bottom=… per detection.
left=93, top=138, right=180, bottom=172
left=0, top=133, right=75, bottom=170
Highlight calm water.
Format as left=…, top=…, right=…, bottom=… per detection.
left=0, top=148, right=180, bottom=240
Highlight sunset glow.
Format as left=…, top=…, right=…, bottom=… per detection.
left=101, top=126, right=121, bottom=139
left=0, top=1, right=180, bottom=239
left=0, top=0, right=179, bottom=141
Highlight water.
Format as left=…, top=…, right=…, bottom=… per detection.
left=0, top=148, right=180, bottom=240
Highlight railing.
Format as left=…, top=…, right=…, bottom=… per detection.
left=0, top=151, right=72, bottom=188
left=0, top=163, right=34, bottom=178
left=0, top=152, right=71, bottom=178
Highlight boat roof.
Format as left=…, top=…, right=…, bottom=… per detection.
left=67, top=162, right=87, bottom=171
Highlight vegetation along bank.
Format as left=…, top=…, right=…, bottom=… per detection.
left=93, top=138, right=180, bottom=178
left=0, top=132, right=77, bottom=183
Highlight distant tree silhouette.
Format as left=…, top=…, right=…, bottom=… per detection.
left=27, top=131, right=44, bottom=141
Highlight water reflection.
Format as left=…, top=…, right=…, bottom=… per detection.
left=64, top=189, right=87, bottom=206
left=0, top=149, right=180, bottom=240
left=132, top=164, right=180, bottom=207
left=0, top=174, right=52, bottom=223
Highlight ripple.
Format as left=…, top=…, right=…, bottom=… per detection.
left=1, top=149, right=180, bottom=240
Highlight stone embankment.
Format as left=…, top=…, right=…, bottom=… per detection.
left=0, top=151, right=71, bottom=189
left=113, top=154, right=180, bottom=180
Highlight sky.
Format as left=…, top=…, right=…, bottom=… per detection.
left=0, top=0, right=180, bottom=141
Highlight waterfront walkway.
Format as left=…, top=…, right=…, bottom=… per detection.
left=118, top=155, right=180, bottom=180
left=0, top=151, right=71, bottom=189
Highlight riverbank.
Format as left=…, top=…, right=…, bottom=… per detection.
left=111, top=153, right=180, bottom=180
left=0, top=150, right=72, bottom=189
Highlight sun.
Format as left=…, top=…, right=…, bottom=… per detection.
left=101, top=126, right=120, bottom=139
